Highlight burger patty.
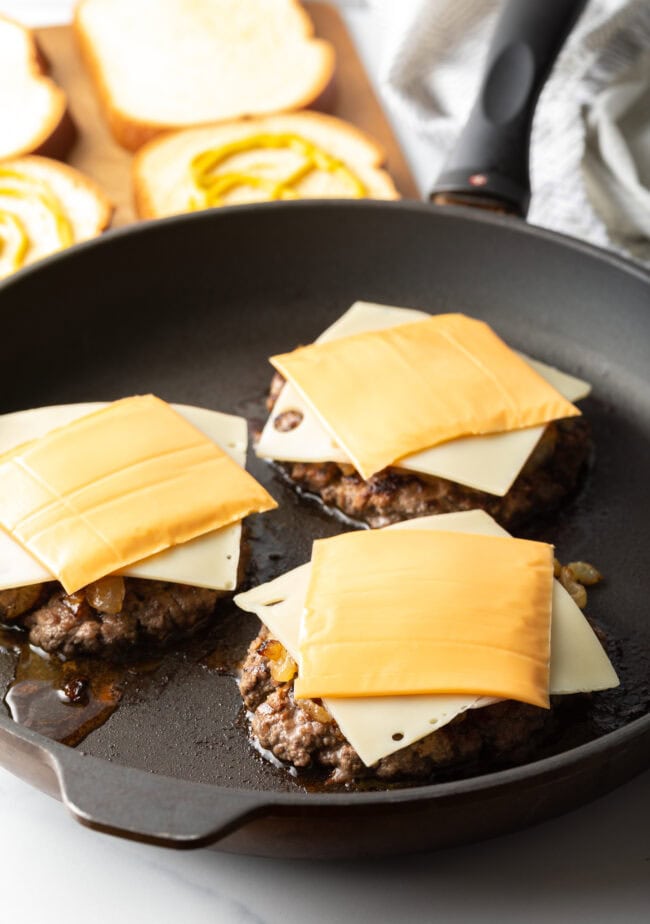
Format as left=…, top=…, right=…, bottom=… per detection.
left=265, top=374, right=591, bottom=529
left=0, top=579, right=221, bottom=659
left=240, top=627, right=551, bottom=785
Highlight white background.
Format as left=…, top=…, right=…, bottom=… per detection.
left=0, top=2, right=648, bottom=921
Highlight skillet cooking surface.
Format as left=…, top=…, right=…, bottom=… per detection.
left=0, top=201, right=649, bottom=855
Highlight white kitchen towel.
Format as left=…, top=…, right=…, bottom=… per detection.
left=372, top=0, right=650, bottom=265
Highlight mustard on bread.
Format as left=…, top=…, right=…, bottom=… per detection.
left=0, top=156, right=112, bottom=279
left=75, top=0, right=336, bottom=151
left=0, top=15, right=74, bottom=161
left=133, top=112, right=400, bottom=218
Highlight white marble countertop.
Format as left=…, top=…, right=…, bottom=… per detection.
left=0, top=771, right=650, bottom=924
left=0, top=2, right=648, bottom=920
left=1, top=764, right=649, bottom=923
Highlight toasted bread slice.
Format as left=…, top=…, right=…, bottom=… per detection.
left=0, top=15, right=74, bottom=161
left=75, top=0, right=336, bottom=152
left=0, top=156, right=113, bottom=279
left=133, top=112, right=400, bottom=218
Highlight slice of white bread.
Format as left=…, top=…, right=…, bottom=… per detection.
left=0, top=156, right=113, bottom=279
left=133, top=112, right=400, bottom=218
left=74, top=0, right=336, bottom=152
left=0, top=15, right=74, bottom=161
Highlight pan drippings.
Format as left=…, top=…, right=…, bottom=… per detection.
left=5, top=656, right=123, bottom=748
left=0, top=628, right=131, bottom=747
left=0, top=606, right=252, bottom=751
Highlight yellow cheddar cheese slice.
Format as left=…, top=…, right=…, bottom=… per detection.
left=0, top=403, right=252, bottom=593
left=294, top=528, right=554, bottom=708
left=270, top=313, right=580, bottom=480
left=0, top=395, right=276, bottom=593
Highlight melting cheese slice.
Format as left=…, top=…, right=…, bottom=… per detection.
left=0, top=403, right=250, bottom=592
left=0, top=397, right=276, bottom=594
left=270, top=311, right=581, bottom=480
left=234, top=510, right=619, bottom=766
left=257, top=303, right=591, bottom=495
left=295, top=529, right=554, bottom=707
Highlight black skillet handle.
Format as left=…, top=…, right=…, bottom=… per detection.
left=55, top=749, right=271, bottom=849
left=431, top=0, right=587, bottom=217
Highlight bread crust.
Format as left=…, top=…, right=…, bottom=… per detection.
left=131, top=110, right=399, bottom=219
left=0, top=15, right=74, bottom=161
left=73, top=15, right=176, bottom=152
left=73, top=0, right=337, bottom=152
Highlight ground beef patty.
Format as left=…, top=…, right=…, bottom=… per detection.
left=240, top=627, right=550, bottom=785
left=265, top=374, right=591, bottom=529
left=0, top=579, right=220, bottom=659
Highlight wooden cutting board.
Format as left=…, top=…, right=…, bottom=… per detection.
left=35, top=3, right=420, bottom=229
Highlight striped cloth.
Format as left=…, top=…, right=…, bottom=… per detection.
left=372, top=0, right=650, bottom=266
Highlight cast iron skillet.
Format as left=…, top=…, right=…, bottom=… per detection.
left=0, top=0, right=648, bottom=858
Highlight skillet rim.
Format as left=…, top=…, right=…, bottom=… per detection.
left=0, top=198, right=649, bottom=301
left=0, top=198, right=648, bottom=841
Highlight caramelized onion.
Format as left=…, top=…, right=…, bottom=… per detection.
left=85, top=576, right=126, bottom=615
left=560, top=566, right=588, bottom=609
left=555, top=558, right=601, bottom=609
left=260, top=638, right=298, bottom=683
left=63, top=591, right=86, bottom=614
left=299, top=698, right=331, bottom=725
left=565, top=561, right=603, bottom=586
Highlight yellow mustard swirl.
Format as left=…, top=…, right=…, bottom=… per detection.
left=189, top=133, right=367, bottom=208
left=0, top=167, right=74, bottom=275
left=0, top=211, right=28, bottom=273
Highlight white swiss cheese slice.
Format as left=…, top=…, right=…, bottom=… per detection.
left=234, top=509, right=618, bottom=767
left=256, top=302, right=591, bottom=496
left=0, top=402, right=248, bottom=593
